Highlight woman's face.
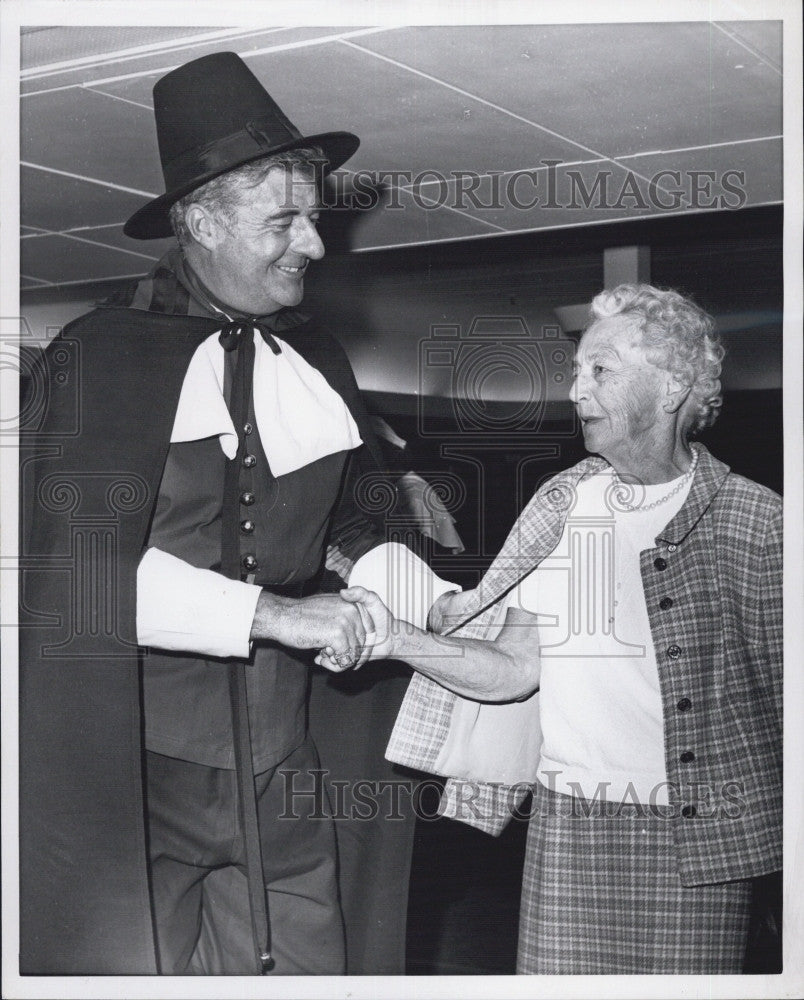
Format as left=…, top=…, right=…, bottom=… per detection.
left=570, top=315, right=669, bottom=468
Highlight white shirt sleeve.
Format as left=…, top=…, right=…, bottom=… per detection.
left=347, top=541, right=460, bottom=630
left=136, top=547, right=262, bottom=659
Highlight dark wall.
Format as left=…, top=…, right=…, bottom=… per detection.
left=310, top=206, right=784, bottom=580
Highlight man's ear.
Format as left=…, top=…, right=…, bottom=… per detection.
left=663, top=373, right=692, bottom=414
left=184, top=203, right=220, bottom=251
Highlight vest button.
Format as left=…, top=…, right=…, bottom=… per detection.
left=680, top=750, right=695, bottom=764
left=667, top=643, right=682, bottom=659
left=240, top=491, right=256, bottom=506
left=243, top=454, right=256, bottom=468
left=659, top=597, right=673, bottom=610
left=243, top=422, right=253, bottom=435
left=681, top=805, right=697, bottom=819
left=240, top=520, right=255, bottom=534
left=654, top=557, right=667, bottom=570
left=676, top=697, right=692, bottom=712
left=242, top=554, right=258, bottom=572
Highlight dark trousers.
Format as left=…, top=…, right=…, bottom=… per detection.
left=145, top=739, right=345, bottom=975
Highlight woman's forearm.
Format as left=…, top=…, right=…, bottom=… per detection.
left=385, top=607, right=541, bottom=702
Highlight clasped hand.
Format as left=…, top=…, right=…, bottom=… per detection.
left=250, top=587, right=395, bottom=671
left=314, top=587, right=393, bottom=672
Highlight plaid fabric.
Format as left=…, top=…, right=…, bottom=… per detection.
left=386, top=444, right=783, bottom=884
left=517, top=781, right=752, bottom=974
left=386, top=456, right=599, bottom=773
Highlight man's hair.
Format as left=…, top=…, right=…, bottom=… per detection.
left=169, top=146, right=325, bottom=248
left=589, top=283, right=725, bottom=436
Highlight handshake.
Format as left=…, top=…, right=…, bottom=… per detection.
left=250, top=586, right=398, bottom=672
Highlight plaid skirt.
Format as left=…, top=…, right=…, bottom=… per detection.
left=517, top=781, right=752, bottom=975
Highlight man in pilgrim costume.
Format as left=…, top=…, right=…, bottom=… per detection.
left=19, top=52, right=454, bottom=975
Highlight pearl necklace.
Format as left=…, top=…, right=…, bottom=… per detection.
left=613, top=450, right=699, bottom=512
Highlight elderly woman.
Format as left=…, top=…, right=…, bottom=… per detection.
left=331, top=284, right=782, bottom=975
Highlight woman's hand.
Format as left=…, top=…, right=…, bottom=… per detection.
left=314, top=586, right=395, bottom=670
left=427, top=587, right=477, bottom=634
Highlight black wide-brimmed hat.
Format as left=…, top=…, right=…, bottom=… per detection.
left=124, top=51, right=359, bottom=240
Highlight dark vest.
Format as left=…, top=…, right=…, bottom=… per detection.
left=142, top=382, right=350, bottom=771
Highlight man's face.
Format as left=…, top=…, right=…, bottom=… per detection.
left=204, top=165, right=324, bottom=316
left=569, top=314, right=668, bottom=466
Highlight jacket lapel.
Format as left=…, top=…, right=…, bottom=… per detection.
left=656, top=443, right=730, bottom=545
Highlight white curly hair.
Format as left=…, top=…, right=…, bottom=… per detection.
left=589, top=283, right=725, bottom=436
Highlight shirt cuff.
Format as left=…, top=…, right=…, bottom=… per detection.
left=347, top=542, right=460, bottom=630
left=136, top=547, right=262, bottom=659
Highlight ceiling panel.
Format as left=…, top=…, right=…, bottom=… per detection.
left=402, top=159, right=676, bottom=237
left=356, top=23, right=783, bottom=157
left=20, top=26, right=335, bottom=96
left=16, top=22, right=784, bottom=290
left=617, top=139, right=783, bottom=210
left=716, top=20, right=782, bottom=64
left=20, top=165, right=153, bottom=231
left=22, top=85, right=163, bottom=193
left=54, top=225, right=175, bottom=261
left=21, top=26, right=231, bottom=69
left=21, top=232, right=158, bottom=284
left=245, top=42, right=587, bottom=174
left=338, top=185, right=505, bottom=250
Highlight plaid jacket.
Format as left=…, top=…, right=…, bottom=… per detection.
left=386, top=443, right=782, bottom=886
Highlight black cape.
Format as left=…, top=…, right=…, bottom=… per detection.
left=19, top=304, right=405, bottom=974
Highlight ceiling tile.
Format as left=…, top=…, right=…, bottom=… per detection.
left=245, top=41, right=585, bottom=176
left=20, top=28, right=367, bottom=97
left=347, top=186, right=502, bottom=251
left=716, top=20, right=782, bottom=65
left=21, top=232, right=157, bottom=284
left=617, top=139, right=782, bottom=210
left=412, top=158, right=664, bottom=235
left=21, top=164, right=151, bottom=232
left=356, top=23, right=783, bottom=158
left=22, top=86, right=164, bottom=193
left=57, top=225, right=174, bottom=260
left=21, top=26, right=225, bottom=71
left=16, top=24, right=784, bottom=287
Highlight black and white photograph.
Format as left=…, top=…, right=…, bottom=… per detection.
left=2, top=2, right=802, bottom=998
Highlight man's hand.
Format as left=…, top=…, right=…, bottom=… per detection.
left=314, top=586, right=395, bottom=670
left=251, top=591, right=369, bottom=667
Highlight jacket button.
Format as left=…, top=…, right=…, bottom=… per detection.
left=676, top=697, right=692, bottom=712
left=667, top=643, right=682, bottom=659
left=243, top=422, right=253, bottom=435
left=659, top=597, right=673, bottom=610
left=681, top=805, right=697, bottom=819
left=654, top=557, right=667, bottom=570
left=668, top=544, right=678, bottom=553
left=243, top=454, right=257, bottom=468
left=679, top=750, right=695, bottom=764
left=242, top=554, right=258, bottom=572
left=240, top=520, right=255, bottom=534
left=240, top=491, right=256, bottom=506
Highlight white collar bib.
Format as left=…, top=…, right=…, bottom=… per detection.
left=169, top=326, right=362, bottom=476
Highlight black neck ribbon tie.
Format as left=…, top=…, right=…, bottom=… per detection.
left=219, top=320, right=280, bottom=974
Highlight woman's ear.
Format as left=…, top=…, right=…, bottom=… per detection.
left=663, top=374, right=692, bottom=413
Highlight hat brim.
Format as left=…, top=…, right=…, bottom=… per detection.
left=124, top=130, right=359, bottom=240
